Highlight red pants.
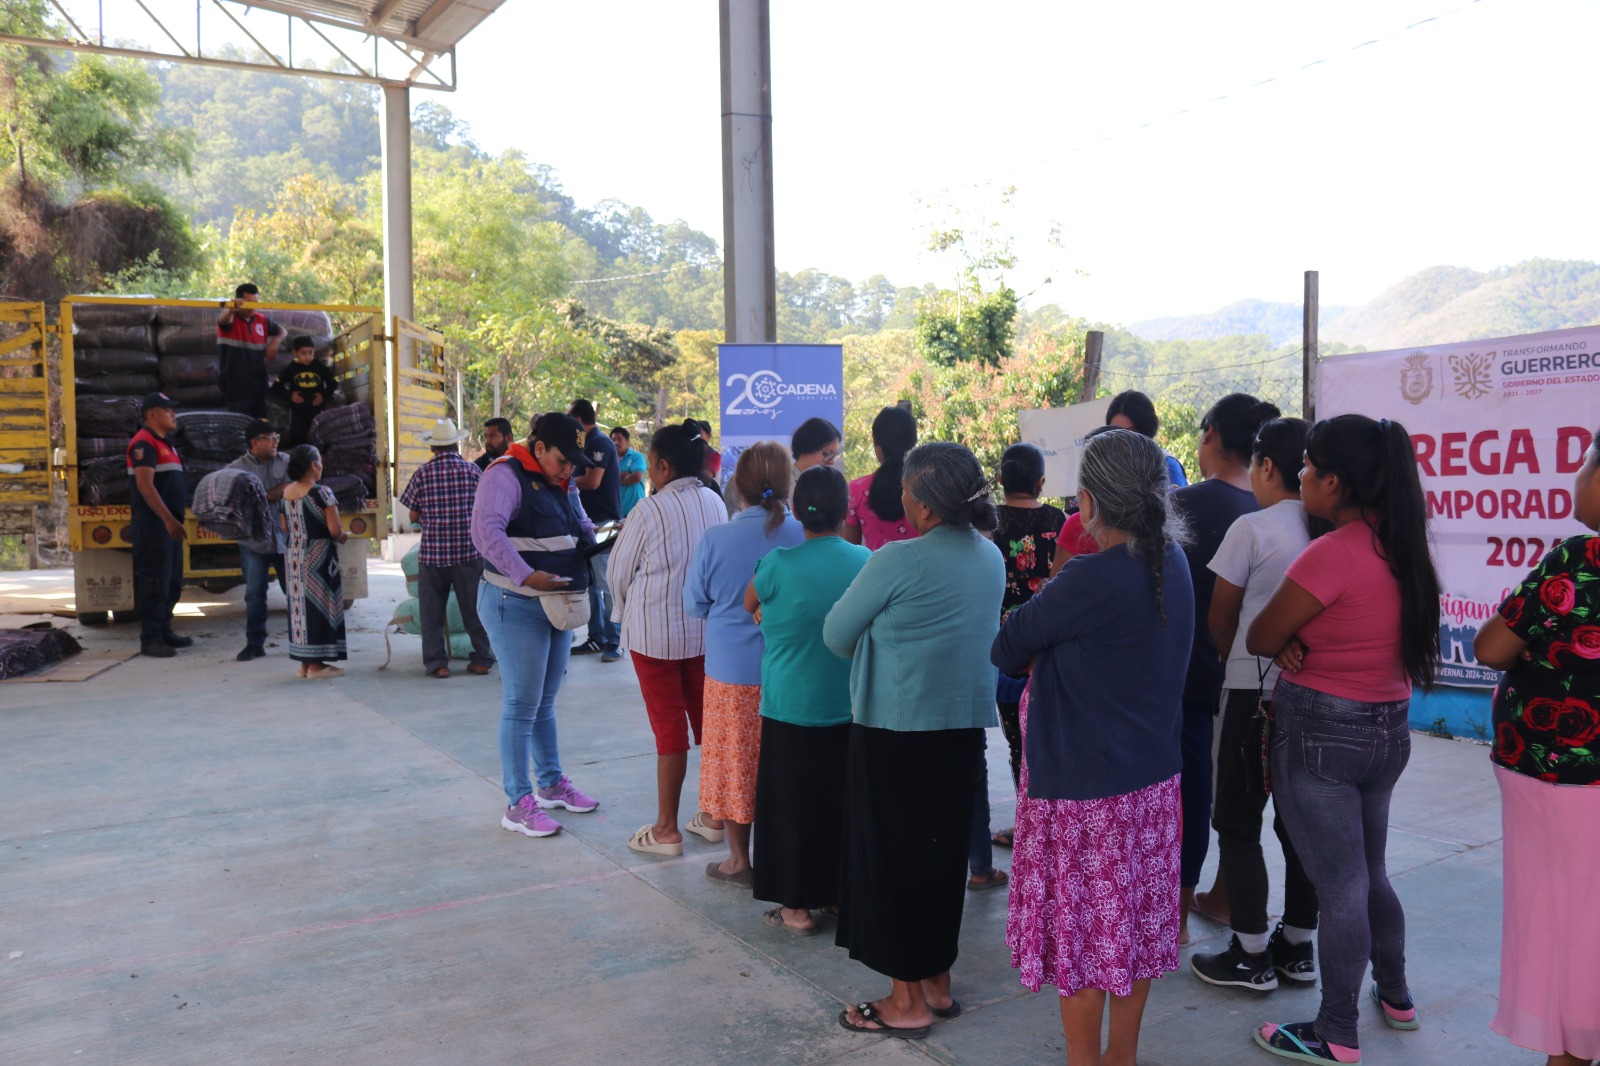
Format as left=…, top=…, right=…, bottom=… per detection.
left=631, top=651, right=706, bottom=756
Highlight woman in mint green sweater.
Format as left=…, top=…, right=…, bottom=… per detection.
left=823, top=441, right=1005, bottom=1040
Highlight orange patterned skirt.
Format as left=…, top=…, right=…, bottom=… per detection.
left=698, top=678, right=762, bottom=823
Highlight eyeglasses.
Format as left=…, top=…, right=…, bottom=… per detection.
left=820, top=447, right=842, bottom=463
left=253, top=433, right=280, bottom=441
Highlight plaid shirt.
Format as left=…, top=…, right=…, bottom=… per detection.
left=400, top=451, right=482, bottom=567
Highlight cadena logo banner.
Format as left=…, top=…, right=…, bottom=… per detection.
left=1318, top=324, right=1600, bottom=688
left=717, top=344, right=844, bottom=482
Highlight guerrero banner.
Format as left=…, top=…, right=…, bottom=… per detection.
left=1018, top=400, right=1108, bottom=497
left=718, top=344, right=845, bottom=482
left=1317, top=325, right=1600, bottom=687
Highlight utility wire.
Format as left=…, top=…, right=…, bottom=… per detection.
left=571, top=263, right=700, bottom=285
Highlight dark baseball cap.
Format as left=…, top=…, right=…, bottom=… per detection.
left=140, top=392, right=176, bottom=413
left=532, top=412, right=591, bottom=470
left=246, top=419, right=280, bottom=440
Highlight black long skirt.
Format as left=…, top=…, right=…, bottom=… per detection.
left=752, top=717, right=850, bottom=910
left=834, top=723, right=982, bottom=982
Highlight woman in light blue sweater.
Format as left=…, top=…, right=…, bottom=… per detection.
left=823, top=441, right=1005, bottom=1040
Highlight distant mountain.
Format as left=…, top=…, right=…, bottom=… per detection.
left=1130, top=260, right=1600, bottom=352
left=1328, top=259, right=1600, bottom=350
left=1132, top=299, right=1351, bottom=348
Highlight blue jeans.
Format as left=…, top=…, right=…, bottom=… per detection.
left=237, top=544, right=285, bottom=650
left=586, top=549, right=619, bottom=652
left=968, top=731, right=994, bottom=876
left=1270, top=679, right=1412, bottom=1049
left=480, top=582, right=572, bottom=806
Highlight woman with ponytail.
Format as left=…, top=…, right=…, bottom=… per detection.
left=683, top=441, right=803, bottom=883
left=1171, top=393, right=1281, bottom=942
left=609, top=420, right=729, bottom=858
left=843, top=405, right=918, bottom=549
left=991, top=428, right=1192, bottom=1065
left=1246, top=414, right=1440, bottom=1064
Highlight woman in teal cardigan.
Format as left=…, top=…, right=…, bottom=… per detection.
left=823, top=441, right=1005, bottom=1040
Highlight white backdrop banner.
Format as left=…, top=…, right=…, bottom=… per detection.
left=1018, top=401, right=1108, bottom=498
left=1317, top=325, right=1600, bottom=687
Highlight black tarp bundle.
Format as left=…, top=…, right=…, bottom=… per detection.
left=75, top=373, right=161, bottom=396
left=72, top=324, right=155, bottom=350
left=76, top=395, right=142, bottom=439
left=0, top=625, right=84, bottom=680
left=158, top=354, right=220, bottom=389
left=181, top=457, right=228, bottom=498
left=70, top=304, right=155, bottom=328
left=79, top=457, right=128, bottom=506
left=174, top=410, right=253, bottom=463
left=75, top=348, right=158, bottom=374
left=77, top=437, right=127, bottom=460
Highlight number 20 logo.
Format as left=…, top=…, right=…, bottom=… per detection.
left=725, top=370, right=784, bottom=413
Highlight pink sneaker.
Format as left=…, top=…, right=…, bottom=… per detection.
left=536, top=775, right=598, bottom=813
left=501, top=794, right=561, bottom=837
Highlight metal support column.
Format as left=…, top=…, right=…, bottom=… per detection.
left=719, top=0, right=776, bottom=343
left=381, top=84, right=415, bottom=346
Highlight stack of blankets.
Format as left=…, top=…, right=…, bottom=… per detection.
left=70, top=303, right=340, bottom=507
left=0, top=625, right=83, bottom=681
left=310, top=403, right=377, bottom=511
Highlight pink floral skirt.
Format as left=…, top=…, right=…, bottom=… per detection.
left=1006, top=685, right=1182, bottom=997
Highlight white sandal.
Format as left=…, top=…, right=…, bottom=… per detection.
left=685, top=811, right=725, bottom=844
left=627, top=824, right=684, bottom=856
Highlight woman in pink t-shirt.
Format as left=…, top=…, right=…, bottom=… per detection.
left=1245, top=414, right=1441, bottom=1065
left=843, top=406, right=919, bottom=551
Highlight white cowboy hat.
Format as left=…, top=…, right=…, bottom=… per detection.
left=419, top=417, right=470, bottom=446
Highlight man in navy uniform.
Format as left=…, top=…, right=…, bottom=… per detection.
left=126, top=392, right=190, bottom=658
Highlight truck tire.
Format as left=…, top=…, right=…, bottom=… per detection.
left=111, top=608, right=142, bottom=625
left=77, top=611, right=109, bottom=626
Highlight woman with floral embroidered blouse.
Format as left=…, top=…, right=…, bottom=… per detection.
left=1474, top=429, right=1600, bottom=1066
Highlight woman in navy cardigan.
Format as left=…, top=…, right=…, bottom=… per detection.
left=991, top=428, right=1193, bottom=1066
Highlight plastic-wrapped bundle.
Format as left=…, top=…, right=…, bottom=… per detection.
left=0, top=626, right=83, bottom=681
left=157, top=354, right=220, bottom=389
left=75, top=348, right=159, bottom=374
left=72, top=326, right=155, bottom=352
left=166, top=385, right=226, bottom=406
left=320, top=473, right=368, bottom=512
left=174, top=410, right=253, bottom=463
left=192, top=468, right=274, bottom=547
left=155, top=324, right=218, bottom=356
left=79, top=457, right=130, bottom=506
left=264, top=309, right=334, bottom=351
left=70, top=303, right=156, bottom=328
left=153, top=304, right=217, bottom=329
left=77, top=437, right=128, bottom=460
left=309, top=403, right=374, bottom=446
left=76, top=395, right=142, bottom=438
left=75, top=373, right=161, bottom=396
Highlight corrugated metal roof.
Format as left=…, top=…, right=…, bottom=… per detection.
left=249, top=0, right=509, bottom=51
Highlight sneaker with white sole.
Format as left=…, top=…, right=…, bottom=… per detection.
left=502, top=794, right=562, bottom=837
left=536, top=776, right=598, bottom=813
left=1190, top=934, right=1279, bottom=992
left=1269, top=923, right=1317, bottom=983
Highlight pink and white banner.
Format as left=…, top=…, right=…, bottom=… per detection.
left=1317, top=325, right=1600, bottom=687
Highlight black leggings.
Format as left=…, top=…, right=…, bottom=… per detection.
left=1212, top=687, right=1318, bottom=935
left=996, top=700, right=1022, bottom=791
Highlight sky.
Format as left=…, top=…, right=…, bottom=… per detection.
left=443, top=0, right=1598, bottom=324
left=68, top=0, right=1600, bottom=325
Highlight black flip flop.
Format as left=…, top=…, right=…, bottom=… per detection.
left=838, top=1002, right=930, bottom=1040
left=931, top=1000, right=962, bottom=1020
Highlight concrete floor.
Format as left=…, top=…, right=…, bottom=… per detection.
left=0, top=565, right=1533, bottom=1065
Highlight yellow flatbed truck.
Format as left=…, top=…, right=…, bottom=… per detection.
left=0, top=295, right=446, bottom=624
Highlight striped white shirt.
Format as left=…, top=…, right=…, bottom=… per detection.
left=608, top=476, right=727, bottom=660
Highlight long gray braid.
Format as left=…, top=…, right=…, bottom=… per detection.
left=1078, top=429, right=1190, bottom=625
